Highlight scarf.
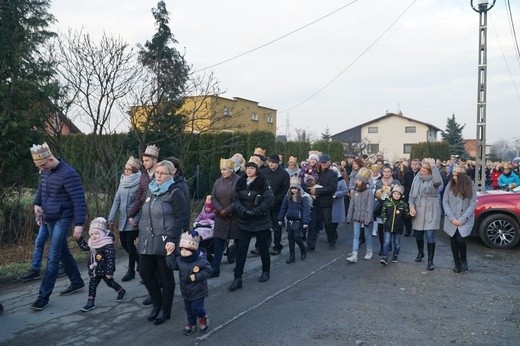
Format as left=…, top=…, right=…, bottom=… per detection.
left=88, top=232, right=113, bottom=270
left=119, top=171, right=141, bottom=189
left=409, top=173, right=435, bottom=201
left=381, top=176, right=393, bottom=186
left=286, top=167, right=300, bottom=177
left=148, top=177, right=174, bottom=196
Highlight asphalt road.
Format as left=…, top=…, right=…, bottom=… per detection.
left=1, top=223, right=519, bottom=345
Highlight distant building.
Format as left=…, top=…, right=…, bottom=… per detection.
left=131, top=95, right=277, bottom=135
left=45, top=113, right=82, bottom=136
left=331, top=112, right=441, bottom=162
left=463, top=139, right=492, bottom=159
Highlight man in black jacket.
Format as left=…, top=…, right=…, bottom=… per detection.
left=305, top=154, right=338, bottom=250
left=263, top=154, right=290, bottom=255
left=402, top=159, right=420, bottom=236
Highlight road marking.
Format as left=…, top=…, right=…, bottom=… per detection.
left=195, top=254, right=345, bottom=343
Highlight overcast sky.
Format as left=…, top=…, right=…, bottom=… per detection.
left=49, top=0, right=520, bottom=144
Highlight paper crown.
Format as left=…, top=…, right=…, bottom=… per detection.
left=89, top=217, right=108, bottom=234
left=248, top=155, right=262, bottom=167
left=356, top=167, right=372, bottom=183
left=392, top=185, right=405, bottom=195
left=220, top=158, right=235, bottom=170
left=126, top=156, right=142, bottom=170
left=179, top=231, right=200, bottom=251
left=253, top=147, right=265, bottom=157
left=30, top=143, right=52, bottom=161
left=143, top=144, right=159, bottom=158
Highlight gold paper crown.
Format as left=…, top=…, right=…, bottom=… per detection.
left=248, top=155, right=262, bottom=167
left=356, top=167, right=372, bottom=182
left=392, top=185, right=405, bottom=195
left=30, top=142, right=52, bottom=161
left=253, top=147, right=265, bottom=157
left=220, top=158, right=235, bottom=170
left=126, top=156, right=142, bottom=170
left=143, top=144, right=159, bottom=158
left=179, top=232, right=200, bottom=251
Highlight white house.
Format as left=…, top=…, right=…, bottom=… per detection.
left=331, top=112, right=442, bottom=162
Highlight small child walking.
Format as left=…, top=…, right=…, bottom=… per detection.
left=380, top=186, right=410, bottom=265
left=278, top=177, right=310, bottom=263
left=346, top=167, right=374, bottom=263
left=166, top=231, right=212, bottom=335
left=76, top=217, right=126, bottom=312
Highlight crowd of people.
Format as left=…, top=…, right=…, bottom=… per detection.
left=19, top=141, right=520, bottom=334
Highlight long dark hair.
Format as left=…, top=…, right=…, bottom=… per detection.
left=450, top=172, right=473, bottom=199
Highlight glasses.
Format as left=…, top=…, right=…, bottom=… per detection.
left=154, top=171, right=171, bottom=176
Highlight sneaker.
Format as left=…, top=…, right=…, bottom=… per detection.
left=197, top=316, right=209, bottom=332
left=380, top=257, right=388, bottom=265
left=57, top=265, right=66, bottom=278
left=364, top=250, right=373, bottom=260
left=346, top=252, right=358, bottom=263
left=116, top=289, right=126, bottom=303
left=81, top=300, right=96, bottom=312
left=59, top=283, right=85, bottom=296
left=19, top=269, right=41, bottom=282
left=392, top=254, right=399, bottom=263
left=142, top=297, right=153, bottom=306
left=183, top=324, right=197, bottom=336
left=30, top=298, right=48, bottom=311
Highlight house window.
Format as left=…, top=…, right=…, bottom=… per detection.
left=368, top=127, right=378, bottom=133
left=223, top=107, right=231, bottom=116
left=403, top=144, right=413, bottom=154
left=251, top=112, right=258, bottom=121
left=266, top=114, right=273, bottom=124
left=367, top=144, right=379, bottom=154
left=405, top=126, right=416, bottom=133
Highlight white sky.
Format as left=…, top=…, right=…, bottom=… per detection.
left=49, top=0, right=520, bottom=143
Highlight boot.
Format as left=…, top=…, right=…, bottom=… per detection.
left=154, top=309, right=171, bottom=325
left=121, top=268, right=135, bottom=282
left=259, top=271, right=270, bottom=282
left=209, top=268, right=220, bottom=278
left=295, top=236, right=307, bottom=260
left=346, top=251, right=358, bottom=263
left=460, top=259, right=468, bottom=272
left=427, top=243, right=435, bottom=271
left=460, top=241, right=468, bottom=272
left=286, top=252, right=295, bottom=264
left=81, top=298, right=95, bottom=312
left=451, top=239, right=461, bottom=273
left=228, top=278, right=242, bottom=291
left=147, top=306, right=160, bottom=321
left=415, top=239, right=425, bottom=262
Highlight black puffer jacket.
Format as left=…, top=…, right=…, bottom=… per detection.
left=76, top=237, right=116, bottom=277
left=234, top=174, right=275, bottom=232
left=166, top=250, right=211, bottom=301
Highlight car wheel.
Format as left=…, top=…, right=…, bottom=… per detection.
left=479, top=213, right=520, bottom=249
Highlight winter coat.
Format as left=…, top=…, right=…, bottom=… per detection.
left=278, top=193, right=311, bottom=225
left=128, top=170, right=153, bottom=219
left=76, top=237, right=116, bottom=277
left=347, top=188, right=374, bottom=225
left=402, top=168, right=419, bottom=202
left=498, top=171, right=520, bottom=190
left=264, top=166, right=290, bottom=210
left=137, top=184, right=188, bottom=256
left=211, top=173, right=240, bottom=240
left=166, top=250, right=211, bottom=301
left=442, top=181, right=478, bottom=237
left=409, top=168, right=442, bottom=231
left=285, top=166, right=301, bottom=178
left=234, top=174, right=274, bottom=232
left=491, top=170, right=501, bottom=189
left=108, top=172, right=141, bottom=232
left=381, top=198, right=410, bottom=234
left=331, top=178, right=348, bottom=223
left=313, top=168, right=338, bottom=208
left=173, top=173, right=191, bottom=231
left=33, top=159, right=86, bottom=226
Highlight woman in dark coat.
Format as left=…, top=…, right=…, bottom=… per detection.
left=228, top=161, right=274, bottom=291
left=210, top=158, right=240, bottom=277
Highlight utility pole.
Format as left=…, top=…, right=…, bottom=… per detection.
left=471, top=0, right=496, bottom=191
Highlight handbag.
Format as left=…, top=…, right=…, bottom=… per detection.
left=287, top=220, right=302, bottom=231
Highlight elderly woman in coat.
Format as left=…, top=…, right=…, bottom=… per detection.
left=209, top=158, right=240, bottom=278
left=442, top=165, right=477, bottom=273
left=330, top=166, right=348, bottom=233
left=409, top=158, right=442, bottom=270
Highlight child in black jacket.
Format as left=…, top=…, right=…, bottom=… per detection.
left=380, top=186, right=410, bottom=265
left=76, top=217, right=126, bottom=311
left=166, top=231, right=212, bottom=335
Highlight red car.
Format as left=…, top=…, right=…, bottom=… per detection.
left=474, top=190, right=520, bottom=249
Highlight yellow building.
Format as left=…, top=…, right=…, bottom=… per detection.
left=131, top=95, right=277, bottom=135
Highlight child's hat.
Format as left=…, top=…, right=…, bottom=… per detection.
left=392, top=185, right=405, bottom=195
left=89, top=217, right=108, bottom=235
left=204, top=195, right=214, bottom=210
left=356, top=167, right=372, bottom=183
left=289, top=176, right=301, bottom=189
left=180, top=231, right=200, bottom=251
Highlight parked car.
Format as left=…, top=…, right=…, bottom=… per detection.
left=473, top=189, right=520, bottom=249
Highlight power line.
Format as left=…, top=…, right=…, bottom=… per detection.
left=281, top=0, right=418, bottom=113
left=505, top=0, right=520, bottom=71
left=193, top=0, right=360, bottom=73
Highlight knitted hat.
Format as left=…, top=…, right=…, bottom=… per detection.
left=268, top=154, right=280, bottom=163
left=89, top=217, right=108, bottom=236
left=356, top=167, right=372, bottom=183
left=308, top=150, right=321, bottom=161
left=179, top=231, right=200, bottom=251
left=230, top=153, right=245, bottom=171
left=126, top=156, right=142, bottom=170
left=143, top=144, right=159, bottom=158
left=30, top=143, right=52, bottom=164
left=220, top=158, right=235, bottom=170
left=289, top=176, right=301, bottom=189
left=204, top=195, right=214, bottom=211
left=392, top=185, right=405, bottom=195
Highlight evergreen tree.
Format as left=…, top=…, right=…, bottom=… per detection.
left=441, top=114, right=467, bottom=158
left=0, top=0, right=57, bottom=190
left=321, top=127, right=332, bottom=142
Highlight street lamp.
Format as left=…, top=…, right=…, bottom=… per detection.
left=470, top=0, right=496, bottom=191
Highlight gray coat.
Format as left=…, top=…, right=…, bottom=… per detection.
left=347, top=188, right=374, bottom=225
left=108, top=172, right=141, bottom=231
left=409, top=168, right=442, bottom=231
left=332, top=178, right=348, bottom=223
left=442, top=181, right=477, bottom=237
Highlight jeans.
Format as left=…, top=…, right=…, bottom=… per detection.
left=38, top=219, right=84, bottom=301
left=31, top=223, right=49, bottom=270
left=352, top=221, right=373, bottom=252
left=184, top=297, right=206, bottom=326
left=211, top=237, right=226, bottom=272
left=382, top=232, right=402, bottom=257
left=414, top=230, right=436, bottom=244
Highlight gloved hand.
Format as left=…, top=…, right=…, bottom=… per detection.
left=278, top=221, right=283, bottom=226
left=220, top=209, right=229, bottom=218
